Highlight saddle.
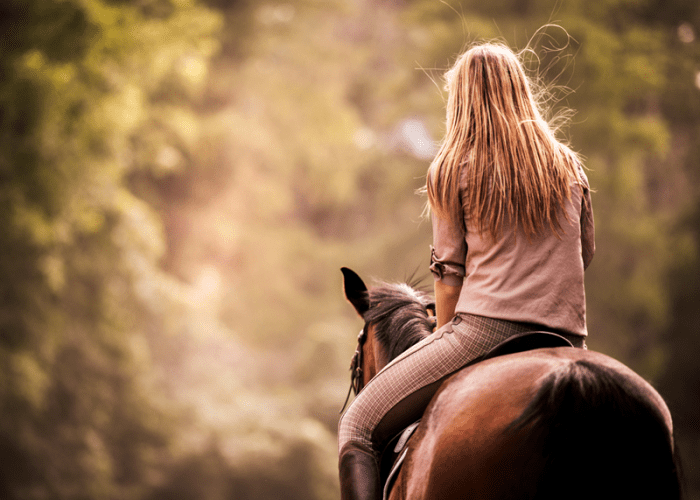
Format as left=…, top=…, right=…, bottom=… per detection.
left=378, top=331, right=573, bottom=500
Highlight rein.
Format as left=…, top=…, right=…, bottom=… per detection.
left=340, top=326, right=368, bottom=414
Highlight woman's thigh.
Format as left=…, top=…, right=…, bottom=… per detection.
left=338, top=314, right=530, bottom=450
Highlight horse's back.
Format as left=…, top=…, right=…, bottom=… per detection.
left=394, top=348, right=680, bottom=500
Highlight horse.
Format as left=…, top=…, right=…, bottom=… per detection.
left=340, top=267, right=682, bottom=500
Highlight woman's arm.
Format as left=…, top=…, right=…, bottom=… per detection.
left=430, top=211, right=467, bottom=329
left=435, top=280, right=462, bottom=329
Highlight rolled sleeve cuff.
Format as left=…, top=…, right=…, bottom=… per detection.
left=429, top=247, right=465, bottom=287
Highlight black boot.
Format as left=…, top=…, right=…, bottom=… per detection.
left=339, top=442, right=381, bottom=500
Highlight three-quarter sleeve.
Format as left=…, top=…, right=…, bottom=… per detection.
left=429, top=211, right=467, bottom=287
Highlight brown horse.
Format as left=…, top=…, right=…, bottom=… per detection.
left=341, top=267, right=682, bottom=500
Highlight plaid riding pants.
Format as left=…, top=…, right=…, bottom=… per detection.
left=337, top=313, right=585, bottom=452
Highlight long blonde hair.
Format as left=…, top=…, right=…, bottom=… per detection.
left=426, top=42, right=582, bottom=239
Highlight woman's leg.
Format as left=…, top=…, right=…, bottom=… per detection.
left=337, top=320, right=463, bottom=500
left=338, top=314, right=532, bottom=500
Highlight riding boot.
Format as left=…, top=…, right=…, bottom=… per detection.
left=339, top=442, right=381, bottom=500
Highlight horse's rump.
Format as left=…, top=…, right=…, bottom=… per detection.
left=507, top=355, right=681, bottom=499
left=397, top=349, right=681, bottom=500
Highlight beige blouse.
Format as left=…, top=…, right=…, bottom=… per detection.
left=430, top=171, right=595, bottom=338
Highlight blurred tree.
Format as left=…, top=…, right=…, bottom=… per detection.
left=651, top=1, right=700, bottom=497
left=0, top=0, right=221, bottom=498
left=662, top=206, right=700, bottom=499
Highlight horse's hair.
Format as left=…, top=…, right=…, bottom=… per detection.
left=507, top=360, right=683, bottom=499
left=364, top=283, right=434, bottom=362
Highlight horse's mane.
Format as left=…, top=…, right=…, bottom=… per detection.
left=364, top=283, right=434, bottom=362
left=507, top=360, right=683, bottom=499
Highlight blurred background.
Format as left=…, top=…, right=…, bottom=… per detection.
left=0, top=0, right=698, bottom=498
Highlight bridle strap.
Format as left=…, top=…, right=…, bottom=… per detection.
left=339, top=326, right=368, bottom=414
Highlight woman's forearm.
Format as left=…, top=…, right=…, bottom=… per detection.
left=435, top=280, right=462, bottom=329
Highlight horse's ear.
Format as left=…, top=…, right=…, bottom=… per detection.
left=341, top=267, right=369, bottom=317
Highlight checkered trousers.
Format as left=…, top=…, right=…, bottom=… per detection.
left=338, top=313, right=583, bottom=452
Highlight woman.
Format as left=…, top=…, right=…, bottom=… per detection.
left=338, top=42, right=594, bottom=500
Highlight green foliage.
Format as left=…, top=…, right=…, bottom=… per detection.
left=0, top=0, right=222, bottom=498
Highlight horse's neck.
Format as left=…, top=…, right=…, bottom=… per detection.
left=363, top=329, right=389, bottom=386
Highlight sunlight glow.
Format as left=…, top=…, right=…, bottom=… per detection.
left=678, top=23, right=695, bottom=44
left=156, top=145, right=182, bottom=170
left=177, top=54, right=208, bottom=87
left=191, top=265, right=222, bottom=303
left=257, top=4, right=295, bottom=25
left=353, top=127, right=376, bottom=150
left=392, top=118, right=437, bottom=160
